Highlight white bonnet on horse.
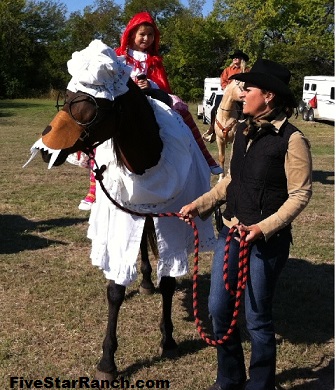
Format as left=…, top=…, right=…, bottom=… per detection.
left=67, top=39, right=131, bottom=101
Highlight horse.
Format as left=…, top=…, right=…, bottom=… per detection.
left=25, top=40, right=215, bottom=383
left=213, top=80, right=244, bottom=181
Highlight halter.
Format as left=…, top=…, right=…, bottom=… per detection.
left=56, top=91, right=115, bottom=152
left=215, top=117, right=238, bottom=139
left=214, top=80, right=243, bottom=139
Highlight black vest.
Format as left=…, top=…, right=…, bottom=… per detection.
left=223, top=120, right=299, bottom=225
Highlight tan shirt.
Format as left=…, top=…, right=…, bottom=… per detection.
left=194, top=114, right=313, bottom=241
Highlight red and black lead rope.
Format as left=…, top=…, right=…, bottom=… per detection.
left=93, top=162, right=250, bottom=347
left=195, top=228, right=249, bottom=346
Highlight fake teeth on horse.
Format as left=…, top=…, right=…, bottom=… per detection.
left=23, top=138, right=61, bottom=169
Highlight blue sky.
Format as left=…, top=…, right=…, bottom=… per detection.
left=63, top=0, right=213, bottom=16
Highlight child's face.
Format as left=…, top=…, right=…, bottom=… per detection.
left=130, top=25, right=155, bottom=52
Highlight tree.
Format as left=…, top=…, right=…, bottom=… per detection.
left=212, top=0, right=334, bottom=98
left=187, top=0, right=206, bottom=17
left=162, top=14, right=231, bottom=100
left=0, top=0, right=333, bottom=100
left=123, top=0, right=184, bottom=23
left=23, top=0, right=68, bottom=93
left=66, top=0, right=123, bottom=51
left=0, top=0, right=27, bottom=97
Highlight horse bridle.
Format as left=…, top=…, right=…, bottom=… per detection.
left=214, top=80, right=244, bottom=138
left=56, top=91, right=115, bottom=151
left=215, top=118, right=238, bottom=139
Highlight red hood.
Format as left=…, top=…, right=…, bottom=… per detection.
left=117, top=12, right=160, bottom=56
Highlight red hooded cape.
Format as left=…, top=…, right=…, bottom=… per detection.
left=115, top=12, right=172, bottom=93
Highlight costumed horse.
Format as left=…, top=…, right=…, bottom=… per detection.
left=213, top=80, right=244, bottom=180
left=24, top=40, right=215, bottom=382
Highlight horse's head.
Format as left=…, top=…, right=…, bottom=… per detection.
left=24, top=39, right=134, bottom=169
left=39, top=89, right=117, bottom=166
left=25, top=40, right=164, bottom=173
left=225, top=80, right=244, bottom=102
left=213, top=80, right=245, bottom=153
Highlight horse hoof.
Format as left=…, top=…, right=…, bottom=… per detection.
left=139, top=285, right=155, bottom=295
left=94, top=369, right=118, bottom=382
left=159, top=346, right=178, bottom=359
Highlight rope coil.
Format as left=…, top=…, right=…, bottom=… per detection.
left=93, top=161, right=250, bottom=346
left=195, top=227, right=249, bottom=346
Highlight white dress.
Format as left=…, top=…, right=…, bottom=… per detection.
left=88, top=97, right=216, bottom=286
left=126, top=49, right=160, bottom=89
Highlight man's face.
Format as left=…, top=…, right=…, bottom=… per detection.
left=233, top=57, right=242, bottom=67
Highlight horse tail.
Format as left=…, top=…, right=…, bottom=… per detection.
left=144, top=217, right=159, bottom=258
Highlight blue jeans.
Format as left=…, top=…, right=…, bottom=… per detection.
left=208, top=225, right=291, bottom=390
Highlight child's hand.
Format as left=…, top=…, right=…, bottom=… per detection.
left=137, top=79, right=149, bottom=89
left=136, top=74, right=149, bottom=89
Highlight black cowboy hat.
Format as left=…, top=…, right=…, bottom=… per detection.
left=229, top=49, right=249, bottom=62
left=229, top=58, right=297, bottom=107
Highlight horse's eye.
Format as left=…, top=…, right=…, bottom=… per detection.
left=69, top=94, right=98, bottom=126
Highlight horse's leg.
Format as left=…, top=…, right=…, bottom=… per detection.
left=159, top=276, right=178, bottom=358
left=216, top=137, right=226, bottom=181
left=95, top=280, right=126, bottom=381
left=139, top=227, right=155, bottom=295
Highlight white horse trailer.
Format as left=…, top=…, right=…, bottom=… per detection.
left=299, top=75, right=335, bottom=122
left=197, top=77, right=221, bottom=121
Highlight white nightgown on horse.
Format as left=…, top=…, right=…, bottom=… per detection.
left=88, top=97, right=216, bottom=286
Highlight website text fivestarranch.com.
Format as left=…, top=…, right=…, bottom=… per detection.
left=9, top=376, right=170, bottom=389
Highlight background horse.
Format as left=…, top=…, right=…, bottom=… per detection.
left=214, top=80, right=244, bottom=180
left=26, top=40, right=215, bottom=384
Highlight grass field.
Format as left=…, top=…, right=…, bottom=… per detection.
left=0, top=99, right=334, bottom=389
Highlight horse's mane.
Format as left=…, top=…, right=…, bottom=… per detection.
left=111, top=79, right=163, bottom=174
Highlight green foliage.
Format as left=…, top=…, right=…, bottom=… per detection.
left=212, top=0, right=334, bottom=99
left=0, top=0, right=68, bottom=97
left=66, top=0, right=123, bottom=50
left=123, top=0, right=184, bottom=23
left=162, top=14, right=231, bottom=100
left=0, top=0, right=333, bottom=99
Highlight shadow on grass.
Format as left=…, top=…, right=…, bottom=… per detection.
left=274, top=258, right=334, bottom=344
left=0, top=110, right=15, bottom=117
left=118, top=337, right=209, bottom=379
left=0, top=100, right=53, bottom=117
left=101, top=255, right=334, bottom=386
left=0, top=101, right=48, bottom=109
left=312, top=170, right=334, bottom=185
left=0, top=214, right=88, bottom=253
left=277, top=357, right=334, bottom=390
left=176, top=257, right=334, bottom=345
left=89, top=256, right=334, bottom=385
left=177, top=257, right=334, bottom=387
left=178, top=274, right=213, bottom=333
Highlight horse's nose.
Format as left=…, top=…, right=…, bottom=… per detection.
left=42, top=125, right=52, bottom=136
